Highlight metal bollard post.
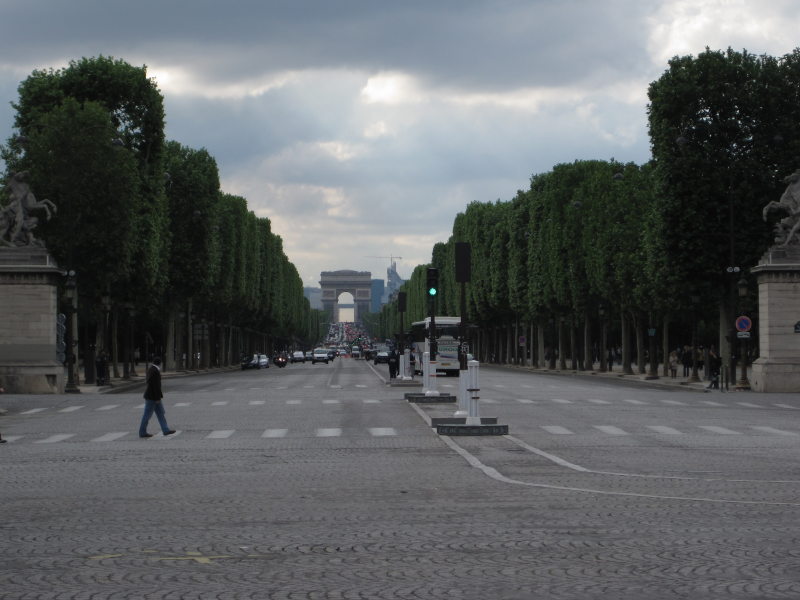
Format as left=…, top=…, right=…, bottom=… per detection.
left=424, top=351, right=440, bottom=397
left=402, top=349, right=412, bottom=380
left=455, top=369, right=468, bottom=416
left=466, top=359, right=480, bottom=425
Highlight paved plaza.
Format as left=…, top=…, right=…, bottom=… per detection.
left=1, top=359, right=799, bottom=599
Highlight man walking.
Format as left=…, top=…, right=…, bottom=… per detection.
left=139, top=356, right=175, bottom=438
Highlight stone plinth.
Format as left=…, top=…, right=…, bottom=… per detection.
left=750, top=247, right=800, bottom=392
left=0, top=248, right=64, bottom=393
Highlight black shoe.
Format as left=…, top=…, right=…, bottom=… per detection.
left=140, top=433, right=153, bottom=438
left=163, top=430, right=176, bottom=436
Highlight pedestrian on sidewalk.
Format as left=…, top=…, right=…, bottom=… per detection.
left=388, top=350, right=399, bottom=379
left=668, top=350, right=679, bottom=378
left=138, top=356, right=175, bottom=438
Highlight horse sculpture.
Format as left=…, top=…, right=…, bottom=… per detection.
left=0, top=171, right=56, bottom=247
left=763, top=170, right=800, bottom=247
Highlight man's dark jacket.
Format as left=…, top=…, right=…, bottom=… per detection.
left=143, top=365, right=163, bottom=401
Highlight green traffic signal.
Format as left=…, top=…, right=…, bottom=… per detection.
left=428, top=287, right=437, bottom=296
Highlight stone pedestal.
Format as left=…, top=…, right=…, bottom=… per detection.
left=750, top=247, right=800, bottom=392
left=0, top=248, right=64, bottom=393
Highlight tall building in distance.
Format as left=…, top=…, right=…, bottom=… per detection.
left=370, top=279, right=385, bottom=313
left=383, top=260, right=405, bottom=303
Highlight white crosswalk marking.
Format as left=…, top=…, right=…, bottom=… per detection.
left=587, top=399, right=610, bottom=404
left=355, top=384, right=367, bottom=388
left=363, top=399, right=380, bottom=404
left=21, top=408, right=47, bottom=414
left=262, top=429, right=288, bottom=438
left=699, top=425, right=741, bottom=435
left=155, top=430, right=181, bottom=439
left=323, top=399, right=340, bottom=404
left=59, top=406, right=84, bottom=413
left=661, top=399, right=686, bottom=406
left=207, top=430, right=234, bottom=439
left=594, top=425, right=628, bottom=435
left=211, top=401, right=228, bottom=406
left=92, top=432, right=129, bottom=442
left=751, top=426, right=799, bottom=436
left=224, top=388, right=236, bottom=391
left=35, top=434, right=75, bottom=443
left=330, top=385, right=342, bottom=389
left=97, top=405, right=119, bottom=411
left=369, top=428, right=396, bottom=436
left=482, top=398, right=497, bottom=404
left=516, top=399, right=536, bottom=404
left=249, top=400, right=265, bottom=405
left=701, top=400, right=723, bottom=406
left=737, top=402, right=761, bottom=408
left=775, top=403, right=800, bottom=410
left=174, top=402, right=191, bottom=407
left=316, top=428, right=341, bottom=437
left=542, top=426, right=573, bottom=435
left=623, top=399, right=646, bottom=405
left=551, top=398, right=572, bottom=404
left=646, top=425, right=683, bottom=435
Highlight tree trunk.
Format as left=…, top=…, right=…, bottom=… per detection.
left=583, top=311, right=592, bottom=371
left=621, top=311, right=634, bottom=375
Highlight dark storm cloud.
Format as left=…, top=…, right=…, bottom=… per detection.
left=0, top=0, right=657, bottom=91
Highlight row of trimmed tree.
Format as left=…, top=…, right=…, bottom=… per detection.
left=370, top=48, right=800, bottom=382
left=2, top=56, right=324, bottom=382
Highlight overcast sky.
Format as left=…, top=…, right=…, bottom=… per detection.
left=1, top=0, right=798, bottom=287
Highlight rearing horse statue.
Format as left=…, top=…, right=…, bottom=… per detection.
left=763, top=170, right=800, bottom=247
left=0, top=171, right=57, bottom=247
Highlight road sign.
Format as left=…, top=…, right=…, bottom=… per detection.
left=735, top=316, right=752, bottom=332
left=737, top=331, right=751, bottom=339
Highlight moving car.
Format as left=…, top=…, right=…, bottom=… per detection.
left=241, top=354, right=268, bottom=370
left=311, top=348, right=330, bottom=364
left=257, top=354, right=269, bottom=368
left=374, top=350, right=390, bottom=365
left=290, top=351, right=306, bottom=363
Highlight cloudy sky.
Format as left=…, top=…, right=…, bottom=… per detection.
left=1, top=0, right=798, bottom=287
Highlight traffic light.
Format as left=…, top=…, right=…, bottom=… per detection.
left=426, top=267, right=439, bottom=297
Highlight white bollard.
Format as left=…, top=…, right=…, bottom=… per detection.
left=422, top=352, right=429, bottom=390
left=424, top=351, right=440, bottom=397
left=402, top=349, right=412, bottom=380
left=466, top=359, right=480, bottom=425
left=455, top=369, right=468, bottom=416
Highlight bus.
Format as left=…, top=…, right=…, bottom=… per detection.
left=409, top=317, right=462, bottom=376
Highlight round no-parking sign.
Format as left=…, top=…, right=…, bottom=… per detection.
left=735, top=315, right=752, bottom=332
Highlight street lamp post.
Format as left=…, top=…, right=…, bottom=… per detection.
left=736, top=276, right=751, bottom=390
left=688, top=294, right=701, bottom=383
left=99, top=293, right=112, bottom=386
left=63, top=271, right=80, bottom=393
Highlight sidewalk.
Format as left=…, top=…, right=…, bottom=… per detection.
left=76, top=365, right=241, bottom=394
left=488, top=362, right=729, bottom=393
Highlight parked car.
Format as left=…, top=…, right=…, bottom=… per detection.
left=312, top=348, right=330, bottom=364
left=305, top=351, right=314, bottom=360
left=290, top=351, right=306, bottom=363
left=241, top=354, right=268, bottom=370
left=241, top=354, right=259, bottom=370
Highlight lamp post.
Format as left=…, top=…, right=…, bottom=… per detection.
left=99, top=293, right=112, bottom=386
left=735, top=276, right=751, bottom=390
left=598, top=304, right=608, bottom=372
left=688, top=294, right=701, bottom=383
left=63, top=271, right=80, bottom=393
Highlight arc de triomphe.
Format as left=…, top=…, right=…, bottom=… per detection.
left=320, top=270, right=372, bottom=322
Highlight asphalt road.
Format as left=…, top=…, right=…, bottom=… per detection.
left=1, top=358, right=799, bottom=599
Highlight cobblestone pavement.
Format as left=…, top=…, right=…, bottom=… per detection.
left=1, top=360, right=799, bottom=599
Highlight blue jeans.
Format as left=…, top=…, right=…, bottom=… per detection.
left=139, top=400, right=170, bottom=435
